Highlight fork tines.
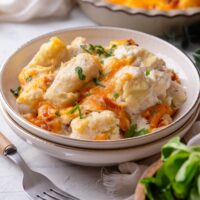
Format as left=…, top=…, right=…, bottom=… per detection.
left=36, top=188, right=80, bottom=200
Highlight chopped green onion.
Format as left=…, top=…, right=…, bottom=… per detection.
left=68, top=103, right=83, bottom=119
left=126, top=123, right=148, bottom=138
left=99, top=70, right=110, bottom=78
left=107, top=44, right=117, bottom=56
left=93, top=78, right=105, bottom=88
left=113, top=92, right=119, bottom=99
left=26, top=76, right=32, bottom=82
left=145, top=69, right=151, bottom=76
left=55, top=111, right=60, bottom=117
left=81, top=44, right=112, bottom=57
left=10, top=86, right=22, bottom=97
left=75, top=66, right=86, bottom=81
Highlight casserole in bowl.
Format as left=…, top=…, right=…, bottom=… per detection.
left=78, top=0, right=200, bottom=35
left=0, top=27, right=200, bottom=149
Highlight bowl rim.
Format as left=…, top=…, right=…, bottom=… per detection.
left=78, top=0, right=200, bottom=18
left=0, top=26, right=200, bottom=144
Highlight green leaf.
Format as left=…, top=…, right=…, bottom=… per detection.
left=68, top=104, right=78, bottom=114
left=164, top=150, right=190, bottom=182
left=172, top=181, right=189, bottom=199
left=145, top=69, right=151, bottom=76
left=141, top=177, right=157, bottom=200
left=141, top=177, right=158, bottom=185
left=75, top=66, right=86, bottom=81
left=113, top=92, right=119, bottom=99
left=93, top=77, right=105, bottom=88
left=141, top=136, right=200, bottom=200
left=81, top=44, right=112, bottom=57
left=193, top=48, right=200, bottom=68
left=67, top=103, right=83, bottom=119
left=155, top=165, right=170, bottom=188
left=163, top=186, right=176, bottom=200
left=197, top=174, right=200, bottom=196
left=107, top=44, right=117, bottom=56
left=161, top=137, right=189, bottom=160
left=55, top=110, right=60, bottom=117
left=10, top=86, right=22, bottom=97
left=26, top=76, right=32, bottom=82
left=163, top=31, right=178, bottom=44
left=126, top=123, right=148, bottom=138
left=189, top=186, right=200, bottom=200
left=176, top=154, right=199, bottom=184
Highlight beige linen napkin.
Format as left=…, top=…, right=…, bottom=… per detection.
left=102, top=121, right=200, bottom=200
left=0, top=0, right=73, bottom=22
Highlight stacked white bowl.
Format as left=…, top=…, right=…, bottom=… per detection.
left=1, top=27, right=200, bottom=166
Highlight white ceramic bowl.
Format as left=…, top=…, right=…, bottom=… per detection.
left=0, top=27, right=200, bottom=149
left=78, top=0, right=200, bottom=35
left=1, top=103, right=199, bottom=166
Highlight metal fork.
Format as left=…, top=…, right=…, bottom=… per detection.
left=0, top=132, right=80, bottom=200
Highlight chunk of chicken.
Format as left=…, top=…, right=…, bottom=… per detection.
left=28, top=37, right=67, bottom=68
left=113, top=45, right=166, bottom=70
left=166, top=81, right=187, bottom=109
left=44, top=53, right=101, bottom=106
left=67, top=37, right=88, bottom=59
left=114, top=66, right=158, bottom=115
left=70, top=110, right=120, bottom=140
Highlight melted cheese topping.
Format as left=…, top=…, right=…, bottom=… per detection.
left=106, top=0, right=200, bottom=10
left=15, top=37, right=187, bottom=140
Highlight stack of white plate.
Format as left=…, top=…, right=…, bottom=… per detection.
left=0, top=27, right=200, bottom=166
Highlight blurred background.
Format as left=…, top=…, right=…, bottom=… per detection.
left=0, top=0, right=199, bottom=67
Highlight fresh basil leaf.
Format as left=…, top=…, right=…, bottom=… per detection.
left=189, top=186, right=200, bottom=200
left=172, top=181, right=189, bottom=199
left=75, top=66, right=86, bottom=81
left=176, top=154, right=200, bottom=184
left=155, top=165, right=170, bottom=188
left=163, top=186, right=176, bottom=200
left=141, top=136, right=200, bottom=200
left=141, top=177, right=158, bottom=185
left=161, top=137, right=190, bottom=160
left=141, top=177, right=157, bottom=200
left=164, top=150, right=190, bottom=182
left=190, top=146, right=200, bottom=153
left=197, top=174, right=200, bottom=196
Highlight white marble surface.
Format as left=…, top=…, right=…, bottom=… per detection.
left=0, top=7, right=116, bottom=200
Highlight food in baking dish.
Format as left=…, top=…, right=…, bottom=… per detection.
left=11, top=37, right=187, bottom=140
left=105, top=0, right=200, bottom=10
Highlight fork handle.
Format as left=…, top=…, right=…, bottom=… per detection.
left=0, top=132, right=16, bottom=155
